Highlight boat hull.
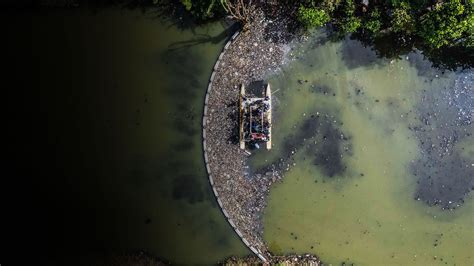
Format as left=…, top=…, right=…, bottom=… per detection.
left=239, top=84, right=246, bottom=150
left=266, top=83, right=272, bottom=150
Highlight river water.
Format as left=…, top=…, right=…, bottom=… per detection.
left=4, top=6, right=472, bottom=265
left=251, top=31, right=473, bottom=265
left=3, top=7, right=248, bottom=264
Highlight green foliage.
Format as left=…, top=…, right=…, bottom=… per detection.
left=180, top=0, right=193, bottom=10
left=419, top=0, right=470, bottom=48
left=338, top=0, right=361, bottom=33
left=383, top=0, right=429, bottom=8
left=168, top=0, right=473, bottom=52
left=340, top=16, right=362, bottom=33
left=363, top=8, right=382, bottom=35
left=341, top=0, right=356, bottom=15
left=465, top=3, right=474, bottom=47
left=176, top=0, right=222, bottom=20
left=467, top=26, right=474, bottom=47
left=320, top=0, right=342, bottom=13
left=391, top=2, right=415, bottom=34
left=297, top=5, right=331, bottom=29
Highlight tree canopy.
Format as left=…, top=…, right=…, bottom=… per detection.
left=297, top=5, right=330, bottom=29
left=419, top=0, right=472, bottom=48
left=391, top=2, right=415, bottom=34
left=168, top=0, right=473, bottom=51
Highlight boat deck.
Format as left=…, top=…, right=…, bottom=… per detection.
left=239, top=82, right=272, bottom=150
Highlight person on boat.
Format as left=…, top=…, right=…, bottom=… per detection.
left=251, top=133, right=267, bottom=141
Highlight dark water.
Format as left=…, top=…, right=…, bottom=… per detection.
left=2, top=7, right=248, bottom=264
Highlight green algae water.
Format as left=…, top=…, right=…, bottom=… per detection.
left=2, top=7, right=248, bottom=264
left=253, top=31, right=474, bottom=265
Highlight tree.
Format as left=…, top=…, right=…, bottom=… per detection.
left=465, top=1, right=474, bottom=47
left=338, top=0, right=361, bottom=33
left=320, top=0, right=342, bottom=14
left=170, top=0, right=223, bottom=20
left=180, top=0, right=193, bottom=11
left=220, top=0, right=255, bottom=29
left=363, top=8, right=382, bottom=35
left=391, top=2, right=415, bottom=34
left=297, top=6, right=331, bottom=29
left=340, top=17, right=362, bottom=33
left=419, top=0, right=470, bottom=48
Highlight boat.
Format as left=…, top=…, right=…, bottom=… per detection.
left=239, top=81, right=272, bottom=150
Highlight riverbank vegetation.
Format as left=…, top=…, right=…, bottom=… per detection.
left=166, top=0, right=472, bottom=67
left=297, top=0, right=472, bottom=49
left=31, top=0, right=472, bottom=54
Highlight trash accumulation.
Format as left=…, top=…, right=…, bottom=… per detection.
left=222, top=254, right=320, bottom=266
left=203, top=8, right=298, bottom=260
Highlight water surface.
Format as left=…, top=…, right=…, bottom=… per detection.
left=3, top=7, right=248, bottom=264
left=254, top=31, right=474, bottom=265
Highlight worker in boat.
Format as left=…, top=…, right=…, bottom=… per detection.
left=251, top=133, right=267, bottom=141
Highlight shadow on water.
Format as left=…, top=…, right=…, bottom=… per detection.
left=405, top=44, right=473, bottom=74
left=172, top=174, right=205, bottom=204
left=253, top=109, right=352, bottom=180
left=340, top=34, right=382, bottom=69
left=308, top=121, right=347, bottom=178
left=350, top=32, right=416, bottom=60
left=168, top=22, right=240, bottom=51
left=369, top=37, right=473, bottom=71
left=9, top=0, right=223, bottom=31
left=330, top=29, right=473, bottom=72
left=2, top=5, right=250, bottom=264
left=421, top=46, right=474, bottom=71
left=158, top=49, right=209, bottom=204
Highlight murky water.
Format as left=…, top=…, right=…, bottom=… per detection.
left=3, top=7, right=248, bottom=264
left=253, top=31, right=474, bottom=265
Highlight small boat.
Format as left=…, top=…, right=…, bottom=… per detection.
left=239, top=81, right=272, bottom=150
